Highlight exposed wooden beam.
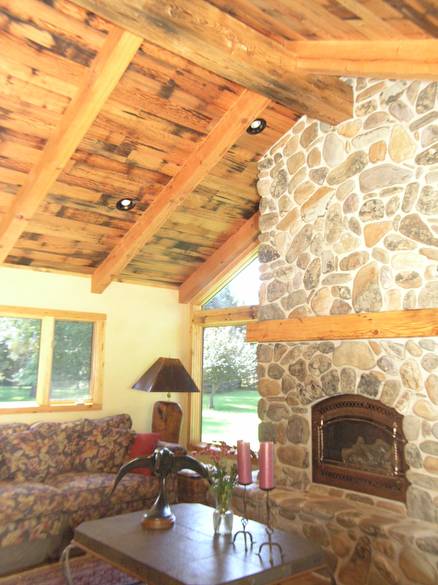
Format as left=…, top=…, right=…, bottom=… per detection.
left=92, top=95, right=268, bottom=294
left=72, top=0, right=353, bottom=125
left=292, top=40, right=438, bottom=80
left=192, top=305, right=258, bottom=326
left=179, top=213, right=259, bottom=305
left=246, top=309, right=438, bottom=343
left=0, top=27, right=143, bottom=263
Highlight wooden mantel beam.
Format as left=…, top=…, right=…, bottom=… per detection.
left=292, top=40, right=438, bottom=80
left=0, top=27, right=143, bottom=263
left=246, top=309, right=438, bottom=343
left=72, top=0, right=353, bottom=125
left=92, top=92, right=269, bottom=294
left=179, top=212, right=259, bottom=305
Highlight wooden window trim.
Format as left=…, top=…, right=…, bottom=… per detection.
left=188, top=253, right=259, bottom=445
left=0, top=306, right=105, bottom=414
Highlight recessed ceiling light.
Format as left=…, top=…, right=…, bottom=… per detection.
left=116, top=198, right=136, bottom=211
left=246, top=118, right=267, bottom=135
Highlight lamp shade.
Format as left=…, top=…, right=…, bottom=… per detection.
left=132, top=358, right=199, bottom=393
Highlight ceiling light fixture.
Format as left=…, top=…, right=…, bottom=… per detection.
left=246, top=118, right=267, bottom=134
left=116, top=198, right=136, bottom=211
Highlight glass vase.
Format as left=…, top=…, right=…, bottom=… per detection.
left=213, top=506, right=233, bottom=535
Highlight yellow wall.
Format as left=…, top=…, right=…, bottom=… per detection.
left=0, top=266, right=191, bottom=439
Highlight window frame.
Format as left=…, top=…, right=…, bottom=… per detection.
left=189, top=252, right=259, bottom=446
left=0, top=305, right=105, bottom=414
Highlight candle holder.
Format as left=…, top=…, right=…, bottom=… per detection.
left=257, top=488, right=284, bottom=566
left=232, top=483, right=254, bottom=551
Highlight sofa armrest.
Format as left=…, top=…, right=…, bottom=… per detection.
left=157, top=440, right=187, bottom=456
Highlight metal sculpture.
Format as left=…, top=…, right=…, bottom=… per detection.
left=112, top=447, right=210, bottom=529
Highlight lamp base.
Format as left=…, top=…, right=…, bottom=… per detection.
left=152, top=400, right=183, bottom=443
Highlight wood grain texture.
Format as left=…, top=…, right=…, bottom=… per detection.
left=293, top=40, right=438, bottom=79
left=0, top=0, right=435, bottom=288
left=0, top=305, right=106, bottom=320
left=121, top=101, right=295, bottom=288
left=179, top=213, right=259, bottom=304
left=91, top=91, right=269, bottom=293
left=246, top=310, right=438, bottom=343
left=72, top=0, right=354, bottom=125
left=192, top=305, right=258, bottom=326
left=1, top=0, right=272, bottom=283
left=0, top=25, right=143, bottom=262
left=209, top=0, right=438, bottom=41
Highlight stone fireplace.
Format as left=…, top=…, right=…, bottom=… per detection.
left=243, top=78, right=438, bottom=583
left=255, top=77, right=438, bottom=524
left=312, top=394, right=408, bottom=502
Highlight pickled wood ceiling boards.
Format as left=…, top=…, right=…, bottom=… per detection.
left=0, top=27, right=143, bottom=263
left=0, top=1, right=436, bottom=297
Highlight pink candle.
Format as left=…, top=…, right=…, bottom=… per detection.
left=237, top=440, right=252, bottom=485
left=259, top=442, right=275, bottom=490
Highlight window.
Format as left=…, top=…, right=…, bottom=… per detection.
left=191, top=256, right=260, bottom=446
left=201, top=324, right=258, bottom=445
left=202, top=258, right=260, bottom=309
left=0, top=307, right=105, bottom=412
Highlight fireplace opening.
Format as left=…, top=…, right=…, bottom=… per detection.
left=312, top=395, right=409, bottom=502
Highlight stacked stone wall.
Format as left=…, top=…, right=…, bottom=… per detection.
left=256, top=78, right=438, bottom=526
left=233, top=485, right=438, bottom=585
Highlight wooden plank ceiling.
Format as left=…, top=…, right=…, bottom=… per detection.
left=0, top=0, right=436, bottom=297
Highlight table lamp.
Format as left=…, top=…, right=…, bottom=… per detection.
left=132, top=357, right=199, bottom=443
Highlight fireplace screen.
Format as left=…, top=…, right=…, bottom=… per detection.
left=312, top=395, right=409, bottom=502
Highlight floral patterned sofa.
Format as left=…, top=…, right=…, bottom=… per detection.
left=0, top=414, right=178, bottom=575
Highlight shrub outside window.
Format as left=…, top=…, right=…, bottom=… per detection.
left=0, top=306, right=105, bottom=412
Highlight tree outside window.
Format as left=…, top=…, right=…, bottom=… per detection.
left=199, top=258, right=260, bottom=446
left=0, top=308, right=104, bottom=411
left=0, top=318, right=41, bottom=402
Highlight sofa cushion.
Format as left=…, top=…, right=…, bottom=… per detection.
left=84, top=414, right=132, bottom=434
left=74, top=426, right=135, bottom=472
left=29, top=414, right=133, bottom=474
left=128, top=432, right=161, bottom=476
left=46, top=472, right=160, bottom=513
left=0, top=424, right=30, bottom=480
left=0, top=481, right=64, bottom=524
left=0, top=423, right=29, bottom=436
left=0, top=514, right=65, bottom=548
left=29, top=419, right=85, bottom=475
left=68, top=499, right=154, bottom=528
left=1, top=430, right=62, bottom=482
left=72, top=414, right=134, bottom=472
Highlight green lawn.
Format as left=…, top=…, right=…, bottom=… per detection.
left=0, top=386, right=36, bottom=402
left=201, top=389, right=259, bottom=446
left=0, top=385, right=90, bottom=402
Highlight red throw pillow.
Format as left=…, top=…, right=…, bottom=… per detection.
left=128, top=433, right=160, bottom=476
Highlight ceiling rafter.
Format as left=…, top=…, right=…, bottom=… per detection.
left=91, top=92, right=269, bottom=293
left=0, top=26, right=143, bottom=263
left=72, top=0, right=353, bottom=125
left=292, top=40, right=438, bottom=79
left=179, top=212, right=259, bottom=305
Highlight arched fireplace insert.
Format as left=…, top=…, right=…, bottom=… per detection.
left=312, top=394, right=409, bottom=502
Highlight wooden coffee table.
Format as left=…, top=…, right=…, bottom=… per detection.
left=62, top=503, right=327, bottom=585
